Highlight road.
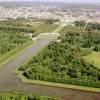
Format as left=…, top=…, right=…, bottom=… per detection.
left=0, top=26, right=100, bottom=99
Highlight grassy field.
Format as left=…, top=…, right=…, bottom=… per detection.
left=33, top=23, right=59, bottom=35
left=84, top=52, right=100, bottom=69
left=59, top=25, right=83, bottom=34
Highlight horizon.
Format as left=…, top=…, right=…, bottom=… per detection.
left=0, top=0, right=100, bottom=4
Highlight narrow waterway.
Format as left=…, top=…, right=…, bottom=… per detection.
left=0, top=34, right=100, bottom=100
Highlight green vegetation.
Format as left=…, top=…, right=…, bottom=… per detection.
left=0, top=18, right=59, bottom=36
left=33, top=23, right=59, bottom=35
left=0, top=93, right=59, bottom=100
left=17, top=71, right=100, bottom=92
left=19, top=22, right=100, bottom=88
left=0, top=19, right=58, bottom=65
left=0, top=30, right=29, bottom=56
left=0, top=19, right=30, bottom=65
left=75, top=20, right=100, bottom=31
left=0, top=19, right=34, bottom=57
left=84, top=52, right=100, bottom=69
left=0, top=41, right=32, bottom=68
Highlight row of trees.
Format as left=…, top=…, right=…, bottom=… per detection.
left=75, top=21, right=100, bottom=31
left=0, top=94, right=58, bottom=100
left=0, top=18, right=31, bottom=27
left=0, top=25, right=35, bottom=33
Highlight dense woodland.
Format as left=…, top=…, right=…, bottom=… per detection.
left=19, top=23, right=100, bottom=88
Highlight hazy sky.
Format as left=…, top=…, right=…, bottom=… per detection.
left=0, top=0, right=100, bottom=4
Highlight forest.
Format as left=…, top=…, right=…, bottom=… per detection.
left=19, top=23, right=100, bottom=88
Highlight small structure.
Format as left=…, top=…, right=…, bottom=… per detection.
left=24, top=33, right=33, bottom=39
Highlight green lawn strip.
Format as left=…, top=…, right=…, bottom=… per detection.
left=16, top=71, right=100, bottom=93
left=83, top=51, right=100, bottom=69
left=0, top=40, right=33, bottom=68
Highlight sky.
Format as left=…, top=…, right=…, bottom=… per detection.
left=0, top=0, right=100, bottom=4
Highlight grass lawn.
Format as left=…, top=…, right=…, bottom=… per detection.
left=83, top=52, right=100, bottom=69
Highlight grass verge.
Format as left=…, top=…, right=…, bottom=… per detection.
left=17, top=71, right=100, bottom=93
left=0, top=40, right=33, bottom=68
